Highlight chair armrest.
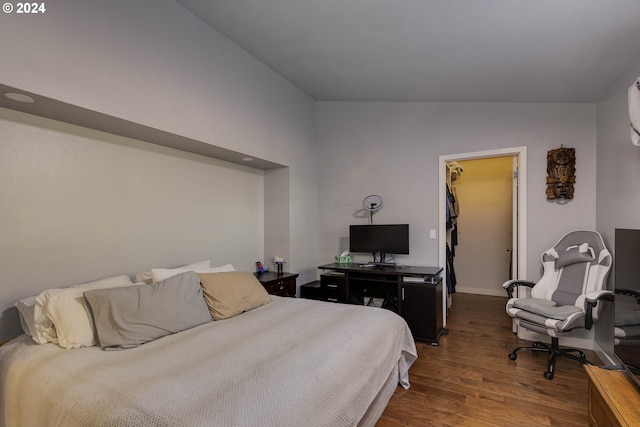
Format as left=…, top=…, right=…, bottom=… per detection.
left=585, top=290, right=614, bottom=304
left=584, top=290, right=614, bottom=330
left=502, top=280, right=535, bottom=298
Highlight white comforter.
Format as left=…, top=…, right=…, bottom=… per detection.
left=0, top=297, right=417, bottom=427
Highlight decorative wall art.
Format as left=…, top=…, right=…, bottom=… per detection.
left=546, top=146, right=576, bottom=200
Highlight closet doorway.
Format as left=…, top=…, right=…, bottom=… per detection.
left=438, top=147, right=527, bottom=324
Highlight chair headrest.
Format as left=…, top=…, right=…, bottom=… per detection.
left=545, top=230, right=610, bottom=267
left=549, top=243, right=595, bottom=268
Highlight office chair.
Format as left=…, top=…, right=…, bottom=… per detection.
left=503, top=230, right=613, bottom=379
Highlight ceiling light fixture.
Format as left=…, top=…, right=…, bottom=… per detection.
left=3, top=92, right=36, bottom=103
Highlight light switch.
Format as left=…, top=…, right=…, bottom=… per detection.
left=429, top=229, right=437, bottom=239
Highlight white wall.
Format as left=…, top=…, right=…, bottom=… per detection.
left=316, top=102, right=597, bottom=279
left=595, top=55, right=640, bottom=358
left=0, top=1, right=309, bottom=160
left=0, top=108, right=266, bottom=337
left=0, top=0, right=317, bottom=341
left=596, top=57, right=640, bottom=251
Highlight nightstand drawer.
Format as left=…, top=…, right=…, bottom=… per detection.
left=254, top=272, right=298, bottom=297
left=263, top=278, right=296, bottom=296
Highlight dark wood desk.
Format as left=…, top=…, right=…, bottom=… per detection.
left=318, top=263, right=442, bottom=279
left=304, top=263, right=444, bottom=344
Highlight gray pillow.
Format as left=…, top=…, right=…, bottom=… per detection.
left=84, top=271, right=212, bottom=349
left=555, top=246, right=595, bottom=268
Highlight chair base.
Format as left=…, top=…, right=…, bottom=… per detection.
left=508, top=337, right=593, bottom=380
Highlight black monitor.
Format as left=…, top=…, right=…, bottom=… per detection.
left=349, top=224, right=409, bottom=256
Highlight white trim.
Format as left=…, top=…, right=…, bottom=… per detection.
left=455, top=287, right=507, bottom=297
left=439, top=146, right=527, bottom=327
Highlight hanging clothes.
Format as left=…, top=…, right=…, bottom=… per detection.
left=445, top=163, right=462, bottom=296
left=446, top=243, right=457, bottom=294
left=446, top=184, right=459, bottom=255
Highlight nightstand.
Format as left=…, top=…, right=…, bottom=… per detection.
left=254, top=272, right=298, bottom=297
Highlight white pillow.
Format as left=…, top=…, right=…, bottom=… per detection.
left=15, top=296, right=37, bottom=337
left=32, top=275, right=133, bottom=346
left=135, top=260, right=211, bottom=284
left=151, top=264, right=235, bottom=283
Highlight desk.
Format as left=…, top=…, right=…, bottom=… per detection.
left=306, top=263, right=443, bottom=344
left=585, top=365, right=640, bottom=426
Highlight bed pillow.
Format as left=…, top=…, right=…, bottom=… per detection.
left=135, top=260, right=211, bottom=284
left=197, top=271, right=271, bottom=320
left=84, top=271, right=212, bottom=350
left=151, top=263, right=235, bottom=283
left=41, top=279, right=138, bottom=349
left=15, top=296, right=37, bottom=337
left=554, top=244, right=595, bottom=269
left=31, top=275, right=133, bottom=345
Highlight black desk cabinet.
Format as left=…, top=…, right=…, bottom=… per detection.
left=400, top=279, right=443, bottom=344
left=320, top=274, right=348, bottom=303
left=302, top=263, right=444, bottom=345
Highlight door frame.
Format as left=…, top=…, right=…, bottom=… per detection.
left=438, top=146, right=527, bottom=326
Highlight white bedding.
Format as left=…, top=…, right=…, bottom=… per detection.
left=0, top=296, right=417, bottom=427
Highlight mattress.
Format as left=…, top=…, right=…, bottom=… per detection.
left=0, top=296, right=417, bottom=427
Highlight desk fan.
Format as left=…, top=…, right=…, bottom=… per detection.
left=363, top=195, right=383, bottom=224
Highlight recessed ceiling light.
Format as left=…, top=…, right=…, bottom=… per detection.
left=3, top=92, right=35, bottom=103
left=242, top=157, right=254, bottom=162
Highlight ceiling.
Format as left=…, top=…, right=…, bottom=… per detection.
left=175, top=0, right=640, bottom=103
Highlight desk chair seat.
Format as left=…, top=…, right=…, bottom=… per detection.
left=503, top=230, right=613, bottom=379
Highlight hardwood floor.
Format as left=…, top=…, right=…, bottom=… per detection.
left=378, top=293, right=595, bottom=427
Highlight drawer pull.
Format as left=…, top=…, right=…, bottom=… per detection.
left=279, top=285, right=284, bottom=290
left=327, top=298, right=338, bottom=302
left=327, top=284, right=338, bottom=288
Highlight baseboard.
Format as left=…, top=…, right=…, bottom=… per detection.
left=455, top=287, right=506, bottom=297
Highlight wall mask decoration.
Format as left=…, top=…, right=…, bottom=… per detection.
left=546, top=146, right=576, bottom=200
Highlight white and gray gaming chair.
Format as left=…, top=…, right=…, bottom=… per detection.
left=503, top=230, right=613, bottom=379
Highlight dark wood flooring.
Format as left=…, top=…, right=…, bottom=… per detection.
left=378, top=293, right=594, bottom=427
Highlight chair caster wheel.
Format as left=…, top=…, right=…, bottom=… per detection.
left=509, top=353, right=517, bottom=360
left=544, top=371, right=554, bottom=380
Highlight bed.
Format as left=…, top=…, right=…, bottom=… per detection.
left=0, top=276, right=417, bottom=427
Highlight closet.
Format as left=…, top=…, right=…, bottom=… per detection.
left=445, top=157, right=514, bottom=297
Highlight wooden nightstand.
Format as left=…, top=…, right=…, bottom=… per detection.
left=254, top=272, right=298, bottom=297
